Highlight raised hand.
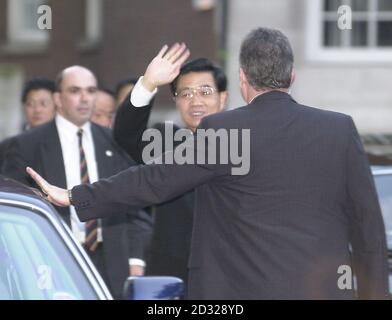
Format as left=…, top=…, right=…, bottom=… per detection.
left=142, top=42, right=190, bottom=92
left=26, top=167, right=70, bottom=207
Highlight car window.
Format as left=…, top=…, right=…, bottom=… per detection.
left=0, top=204, right=99, bottom=300
left=374, top=174, right=392, bottom=251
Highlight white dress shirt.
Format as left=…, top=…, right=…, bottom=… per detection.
left=130, top=76, right=158, bottom=107
left=55, top=114, right=101, bottom=243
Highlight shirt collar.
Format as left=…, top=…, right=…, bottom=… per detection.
left=248, top=89, right=290, bottom=104
left=55, top=113, right=91, bottom=141
left=248, top=92, right=266, bottom=104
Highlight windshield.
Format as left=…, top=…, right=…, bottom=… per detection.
left=373, top=174, right=392, bottom=251
left=0, top=204, right=99, bottom=300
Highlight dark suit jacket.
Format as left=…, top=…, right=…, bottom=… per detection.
left=0, top=125, right=30, bottom=173
left=113, top=94, right=193, bottom=283
left=71, top=91, right=389, bottom=299
left=0, top=137, right=13, bottom=175
left=2, top=120, right=152, bottom=298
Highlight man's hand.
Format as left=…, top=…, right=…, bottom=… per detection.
left=26, top=167, right=70, bottom=207
left=142, top=42, right=190, bottom=92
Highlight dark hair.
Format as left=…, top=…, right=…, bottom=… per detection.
left=98, top=87, right=115, bottom=98
left=115, top=77, right=138, bottom=99
left=21, top=77, right=56, bottom=103
left=170, top=58, right=227, bottom=96
left=239, top=27, right=294, bottom=90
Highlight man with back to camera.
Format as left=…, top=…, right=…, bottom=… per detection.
left=27, top=28, right=389, bottom=299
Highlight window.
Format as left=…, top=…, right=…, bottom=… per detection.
left=0, top=65, right=24, bottom=139
left=306, top=0, right=392, bottom=63
left=0, top=205, right=98, bottom=299
left=192, top=0, right=216, bottom=11
left=7, top=0, right=49, bottom=45
left=79, top=0, right=103, bottom=49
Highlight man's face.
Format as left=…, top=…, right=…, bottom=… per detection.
left=24, top=89, right=56, bottom=128
left=174, top=72, right=227, bottom=132
left=91, top=90, right=116, bottom=128
left=55, top=68, right=97, bottom=127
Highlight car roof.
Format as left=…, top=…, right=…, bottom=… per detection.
left=0, top=175, right=63, bottom=224
left=371, top=166, right=392, bottom=176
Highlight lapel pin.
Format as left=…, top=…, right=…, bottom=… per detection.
left=105, top=150, right=113, bottom=157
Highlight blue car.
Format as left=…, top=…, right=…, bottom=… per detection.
left=372, top=166, right=392, bottom=295
left=0, top=176, right=183, bottom=300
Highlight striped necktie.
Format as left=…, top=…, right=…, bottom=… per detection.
left=77, top=128, right=99, bottom=251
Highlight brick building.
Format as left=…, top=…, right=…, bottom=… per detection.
left=0, top=0, right=222, bottom=138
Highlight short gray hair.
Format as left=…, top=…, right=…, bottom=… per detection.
left=239, top=27, right=294, bottom=90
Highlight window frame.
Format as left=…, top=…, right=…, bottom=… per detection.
left=305, top=0, right=392, bottom=64
left=6, top=0, right=49, bottom=45
left=85, top=0, right=103, bottom=44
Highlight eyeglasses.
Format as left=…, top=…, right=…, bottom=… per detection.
left=174, top=86, right=216, bottom=100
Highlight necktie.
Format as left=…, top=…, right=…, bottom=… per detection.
left=77, top=129, right=99, bottom=251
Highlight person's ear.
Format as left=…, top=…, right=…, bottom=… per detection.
left=218, top=91, right=228, bottom=111
left=239, top=67, right=249, bottom=102
left=53, top=92, right=62, bottom=111
left=239, top=68, right=247, bottom=86
left=290, top=71, right=296, bottom=86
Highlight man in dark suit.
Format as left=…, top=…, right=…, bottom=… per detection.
left=27, top=29, right=389, bottom=299
left=113, top=56, right=227, bottom=286
left=3, top=66, right=151, bottom=299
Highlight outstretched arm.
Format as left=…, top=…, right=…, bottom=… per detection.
left=27, top=149, right=217, bottom=222
left=26, top=119, right=223, bottom=223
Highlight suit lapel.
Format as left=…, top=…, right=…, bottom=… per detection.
left=90, top=123, right=113, bottom=179
left=91, top=124, right=117, bottom=230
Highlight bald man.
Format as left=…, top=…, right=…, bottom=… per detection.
left=2, top=66, right=152, bottom=299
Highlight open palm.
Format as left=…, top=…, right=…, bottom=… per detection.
left=143, top=43, right=190, bottom=90
left=26, top=167, right=70, bottom=207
